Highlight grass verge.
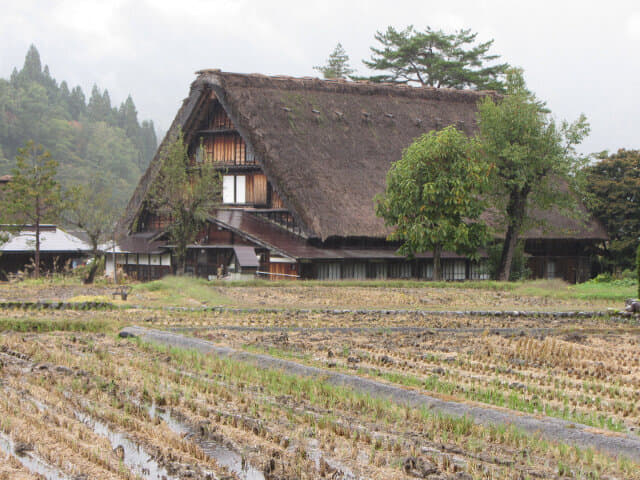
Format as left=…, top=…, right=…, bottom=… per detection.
left=132, top=276, right=230, bottom=306
left=0, top=317, right=119, bottom=333
left=135, top=276, right=636, bottom=304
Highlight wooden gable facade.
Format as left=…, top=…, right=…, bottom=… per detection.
left=190, top=100, right=285, bottom=209
left=129, top=91, right=299, bottom=280
left=118, top=71, right=607, bottom=283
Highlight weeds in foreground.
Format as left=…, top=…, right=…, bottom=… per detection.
left=135, top=339, right=637, bottom=477
left=3, top=330, right=638, bottom=479
left=245, top=343, right=629, bottom=434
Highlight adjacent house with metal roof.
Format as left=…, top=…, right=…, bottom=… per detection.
left=0, top=225, right=91, bottom=280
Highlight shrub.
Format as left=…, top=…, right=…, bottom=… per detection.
left=591, top=272, right=612, bottom=283
left=619, top=268, right=636, bottom=281
left=72, top=256, right=105, bottom=281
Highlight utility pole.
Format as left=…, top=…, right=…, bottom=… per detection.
left=112, top=226, right=117, bottom=284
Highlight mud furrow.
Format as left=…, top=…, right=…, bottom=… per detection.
left=121, top=326, right=640, bottom=461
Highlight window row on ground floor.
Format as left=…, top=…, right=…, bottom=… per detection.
left=299, top=259, right=490, bottom=281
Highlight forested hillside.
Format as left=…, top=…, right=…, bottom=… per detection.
left=0, top=45, right=157, bottom=208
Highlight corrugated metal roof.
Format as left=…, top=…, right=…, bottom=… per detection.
left=0, top=226, right=91, bottom=253
left=212, top=210, right=473, bottom=261
left=100, top=232, right=167, bottom=254
left=233, top=246, right=259, bottom=267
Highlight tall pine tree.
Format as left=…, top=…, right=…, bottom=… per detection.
left=314, top=43, right=355, bottom=79
left=363, top=26, right=509, bottom=91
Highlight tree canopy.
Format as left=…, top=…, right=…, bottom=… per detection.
left=375, top=126, right=490, bottom=280
left=362, top=26, right=509, bottom=91
left=584, top=149, right=640, bottom=271
left=314, top=43, right=355, bottom=79
left=147, top=131, right=221, bottom=274
left=476, top=69, right=590, bottom=280
left=66, top=180, right=119, bottom=283
left=0, top=45, right=157, bottom=211
left=1, top=141, right=65, bottom=278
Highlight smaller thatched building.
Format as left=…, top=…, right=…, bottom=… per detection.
left=117, top=71, right=606, bottom=282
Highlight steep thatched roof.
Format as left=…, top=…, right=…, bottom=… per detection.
left=121, top=70, right=606, bottom=242
left=207, top=71, right=493, bottom=240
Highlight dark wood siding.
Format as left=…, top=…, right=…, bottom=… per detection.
left=192, top=102, right=255, bottom=166
left=202, top=134, right=249, bottom=164
left=268, top=262, right=299, bottom=280
left=527, top=255, right=591, bottom=284
left=271, top=189, right=284, bottom=209
left=137, top=211, right=170, bottom=232
left=208, top=102, right=234, bottom=129
left=525, top=239, right=594, bottom=283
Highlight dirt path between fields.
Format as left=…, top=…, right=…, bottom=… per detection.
left=121, top=326, right=640, bottom=461
left=170, top=325, right=557, bottom=336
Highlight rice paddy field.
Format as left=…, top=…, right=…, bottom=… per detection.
left=0, top=277, right=639, bottom=479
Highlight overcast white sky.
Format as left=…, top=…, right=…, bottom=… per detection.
left=2, top=0, right=639, bottom=154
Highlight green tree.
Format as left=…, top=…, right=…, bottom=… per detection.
left=140, top=120, right=158, bottom=168
left=314, top=43, right=355, bottom=79
left=87, top=85, right=108, bottom=122
left=0, top=144, right=7, bottom=172
left=17, top=45, right=43, bottom=85
left=637, top=243, right=640, bottom=298
left=487, top=241, right=530, bottom=281
left=68, top=85, right=86, bottom=120
left=1, top=141, right=64, bottom=278
left=375, top=126, right=490, bottom=280
left=0, top=45, right=158, bottom=214
left=84, top=122, right=141, bottom=189
left=363, top=26, right=509, bottom=91
left=476, top=70, right=590, bottom=281
left=584, top=149, right=640, bottom=271
left=147, top=131, right=221, bottom=275
left=66, top=181, right=119, bottom=284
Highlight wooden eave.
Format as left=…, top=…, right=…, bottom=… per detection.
left=207, top=214, right=296, bottom=261
left=196, top=128, right=238, bottom=135
left=212, top=164, right=262, bottom=172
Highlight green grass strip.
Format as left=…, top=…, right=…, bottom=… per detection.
left=0, top=317, right=118, bottom=333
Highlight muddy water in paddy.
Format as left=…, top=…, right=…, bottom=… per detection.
left=148, top=403, right=266, bottom=480
left=0, top=432, right=69, bottom=480
left=75, top=411, right=183, bottom=480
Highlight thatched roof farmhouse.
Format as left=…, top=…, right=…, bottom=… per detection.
left=117, top=70, right=606, bottom=282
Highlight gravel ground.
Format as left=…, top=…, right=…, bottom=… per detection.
left=122, top=326, right=640, bottom=462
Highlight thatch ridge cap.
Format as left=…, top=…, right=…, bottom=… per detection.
left=194, top=69, right=499, bottom=103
